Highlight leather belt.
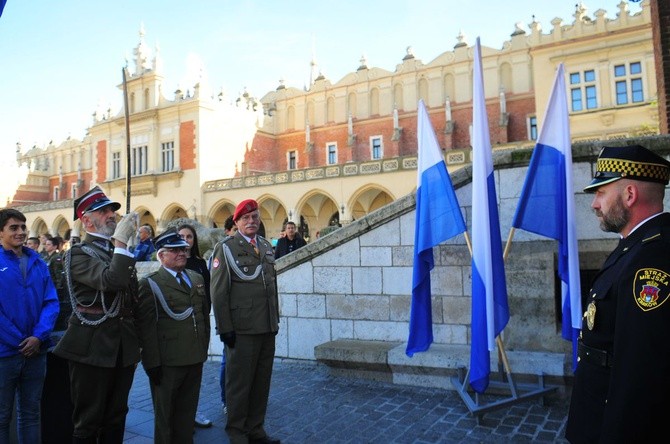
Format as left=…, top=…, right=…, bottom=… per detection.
left=75, top=305, right=133, bottom=317
left=578, top=341, right=613, bottom=368
left=76, top=305, right=104, bottom=315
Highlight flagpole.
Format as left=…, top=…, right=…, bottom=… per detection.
left=464, top=231, right=512, bottom=376
left=122, top=67, right=132, bottom=215
left=502, top=228, right=516, bottom=261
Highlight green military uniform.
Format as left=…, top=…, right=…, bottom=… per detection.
left=210, top=232, right=279, bottom=444
left=46, top=250, right=71, bottom=331
left=53, top=233, right=140, bottom=442
left=136, top=266, right=210, bottom=444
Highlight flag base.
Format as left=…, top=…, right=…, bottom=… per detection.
left=450, top=366, right=558, bottom=424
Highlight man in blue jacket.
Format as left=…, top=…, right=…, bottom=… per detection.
left=0, top=208, right=59, bottom=444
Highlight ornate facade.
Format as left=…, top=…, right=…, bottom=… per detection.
left=10, top=1, right=658, bottom=244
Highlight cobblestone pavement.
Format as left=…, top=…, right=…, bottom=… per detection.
left=124, top=360, right=571, bottom=443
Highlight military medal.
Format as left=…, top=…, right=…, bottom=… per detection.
left=585, top=302, right=596, bottom=330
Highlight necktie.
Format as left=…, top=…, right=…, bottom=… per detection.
left=250, top=238, right=259, bottom=255
left=176, top=272, right=190, bottom=292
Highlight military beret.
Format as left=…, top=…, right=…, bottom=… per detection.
left=233, top=199, right=259, bottom=221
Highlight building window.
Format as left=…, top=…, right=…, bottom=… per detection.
left=570, top=69, right=597, bottom=112
left=614, top=62, right=643, bottom=105
left=161, top=141, right=175, bottom=172
left=371, top=136, right=383, bottom=160
left=132, top=145, right=148, bottom=176
left=53, top=186, right=59, bottom=201
left=528, top=116, right=538, bottom=141
left=112, top=152, right=121, bottom=179
left=327, top=143, right=337, bottom=165
left=71, top=183, right=77, bottom=199
left=288, top=150, right=297, bottom=170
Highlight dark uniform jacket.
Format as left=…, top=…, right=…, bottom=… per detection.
left=136, top=267, right=210, bottom=368
left=46, top=250, right=72, bottom=332
left=53, top=234, right=141, bottom=368
left=566, top=213, right=670, bottom=443
left=210, top=232, right=279, bottom=335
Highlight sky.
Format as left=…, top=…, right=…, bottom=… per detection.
left=0, top=0, right=642, bottom=204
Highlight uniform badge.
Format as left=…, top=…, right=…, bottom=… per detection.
left=585, top=302, right=596, bottom=330
left=212, top=258, right=220, bottom=269
left=634, top=268, right=670, bottom=311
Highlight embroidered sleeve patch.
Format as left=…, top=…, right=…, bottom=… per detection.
left=212, top=258, right=220, bottom=269
left=634, top=268, right=670, bottom=311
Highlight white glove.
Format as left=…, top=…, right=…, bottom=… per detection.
left=112, top=212, right=139, bottom=245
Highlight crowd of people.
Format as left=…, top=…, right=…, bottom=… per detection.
left=0, top=186, right=304, bottom=443
left=6, top=144, right=667, bottom=444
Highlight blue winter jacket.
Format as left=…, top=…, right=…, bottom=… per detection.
left=0, top=246, right=59, bottom=357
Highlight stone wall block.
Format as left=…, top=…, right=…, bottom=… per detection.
left=278, top=261, right=314, bottom=293
left=314, top=266, right=352, bottom=293
left=352, top=267, right=383, bottom=294
left=288, top=317, right=332, bottom=359
left=326, top=294, right=390, bottom=320
left=381, top=266, right=412, bottom=295
left=360, top=218, right=400, bottom=246
left=297, top=293, right=326, bottom=318
left=361, top=246, right=392, bottom=266
left=312, top=239, right=360, bottom=266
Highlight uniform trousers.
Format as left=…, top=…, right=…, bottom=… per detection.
left=68, top=360, right=135, bottom=441
left=225, top=333, right=275, bottom=444
left=41, top=352, right=74, bottom=443
left=149, top=363, right=203, bottom=444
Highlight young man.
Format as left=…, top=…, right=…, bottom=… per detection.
left=566, top=145, right=670, bottom=443
left=136, top=229, right=210, bottom=443
left=0, top=208, right=59, bottom=444
left=274, top=221, right=306, bottom=259
left=53, top=186, right=141, bottom=444
left=210, top=199, right=281, bottom=444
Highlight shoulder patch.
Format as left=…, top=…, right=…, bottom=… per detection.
left=634, top=268, right=670, bottom=311
left=212, top=258, right=220, bottom=269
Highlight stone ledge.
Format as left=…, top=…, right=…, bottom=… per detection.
left=315, top=339, right=568, bottom=389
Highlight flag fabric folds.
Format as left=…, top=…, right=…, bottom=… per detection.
left=406, top=99, right=466, bottom=357
left=512, top=63, right=582, bottom=370
left=469, top=38, right=510, bottom=393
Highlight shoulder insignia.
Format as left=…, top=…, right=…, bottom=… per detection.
left=634, top=268, right=670, bottom=311
left=212, top=257, right=220, bottom=269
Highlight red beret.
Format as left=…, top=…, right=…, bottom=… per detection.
left=233, top=199, right=259, bottom=221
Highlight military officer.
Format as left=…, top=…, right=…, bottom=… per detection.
left=210, top=199, right=281, bottom=444
left=136, top=228, right=210, bottom=444
left=566, top=145, right=670, bottom=443
left=53, top=186, right=140, bottom=444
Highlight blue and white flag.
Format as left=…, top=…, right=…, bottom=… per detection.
left=512, top=63, right=581, bottom=370
left=406, top=99, right=466, bottom=357
left=470, top=38, right=510, bottom=393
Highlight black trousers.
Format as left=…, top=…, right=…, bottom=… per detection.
left=41, top=352, right=74, bottom=443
